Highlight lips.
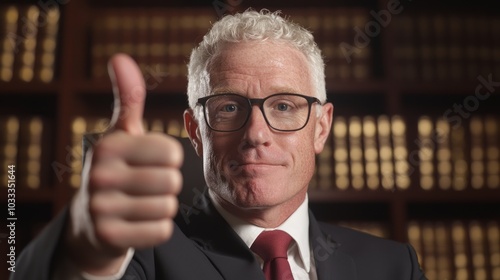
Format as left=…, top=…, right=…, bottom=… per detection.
left=228, top=160, right=285, bottom=175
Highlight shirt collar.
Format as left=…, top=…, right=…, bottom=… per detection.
left=209, top=190, right=311, bottom=272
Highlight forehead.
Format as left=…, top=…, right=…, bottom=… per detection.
left=208, top=41, right=313, bottom=96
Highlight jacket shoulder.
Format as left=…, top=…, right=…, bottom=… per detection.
left=317, top=222, right=426, bottom=279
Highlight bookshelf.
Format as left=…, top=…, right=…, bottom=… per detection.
left=1, top=0, right=499, bottom=279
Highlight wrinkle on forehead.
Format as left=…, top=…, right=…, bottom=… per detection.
left=207, top=41, right=313, bottom=97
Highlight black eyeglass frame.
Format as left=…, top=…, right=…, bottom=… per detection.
left=196, top=93, right=323, bottom=132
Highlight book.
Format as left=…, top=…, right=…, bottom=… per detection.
left=486, top=221, right=500, bottom=278
left=470, top=117, right=485, bottom=190
left=469, top=221, right=488, bottom=280
left=362, top=116, right=379, bottom=190
left=451, top=221, right=471, bottom=279
left=90, top=16, right=107, bottom=79
left=407, top=221, right=424, bottom=268
left=332, top=116, right=349, bottom=190
left=148, top=13, right=169, bottom=82
left=0, top=116, right=20, bottom=186
left=422, top=222, right=437, bottom=279
left=434, top=222, right=453, bottom=280
left=436, top=119, right=452, bottom=190
left=391, top=15, right=418, bottom=81
left=447, top=15, right=465, bottom=81
left=378, top=115, right=394, bottom=190
left=317, top=133, right=333, bottom=190
left=34, top=6, right=59, bottom=83
left=17, top=117, right=44, bottom=189
left=16, top=5, right=39, bottom=82
left=391, top=115, right=410, bottom=190
left=1, top=6, right=19, bottom=82
left=391, top=13, right=499, bottom=82
left=349, top=116, right=364, bottom=190
left=484, top=116, right=499, bottom=189
left=451, top=125, right=467, bottom=191
left=418, top=116, right=434, bottom=190
left=135, top=13, right=149, bottom=73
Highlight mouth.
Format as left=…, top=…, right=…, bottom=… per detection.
left=228, top=161, right=284, bottom=174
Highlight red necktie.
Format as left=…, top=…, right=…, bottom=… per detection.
left=251, top=230, right=294, bottom=280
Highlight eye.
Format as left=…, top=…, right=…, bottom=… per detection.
left=276, top=103, right=289, bottom=111
left=222, top=104, right=237, bottom=112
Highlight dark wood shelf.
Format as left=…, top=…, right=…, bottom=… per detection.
left=325, top=79, right=387, bottom=93
left=0, top=188, right=55, bottom=204
left=74, top=79, right=188, bottom=95
left=0, top=81, right=59, bottom=94
left=309, top=189, right=500, bottom=203
left=397, top=81, right=488, bottom=95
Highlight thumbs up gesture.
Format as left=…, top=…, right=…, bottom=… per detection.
left=66, top=54, right=184, bottom=275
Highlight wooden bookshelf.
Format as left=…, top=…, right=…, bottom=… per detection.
left=1, top=0, right=499, bottom=279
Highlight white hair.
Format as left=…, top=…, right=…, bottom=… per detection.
left=186, top=9, right=326, bottom=110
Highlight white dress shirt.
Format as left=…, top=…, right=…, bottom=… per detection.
left=210, top=190, right=317, bottom=280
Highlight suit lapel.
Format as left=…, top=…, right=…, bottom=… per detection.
left=176, top=189, right=265, bottom=280
left=309, top=211, right=358, bottom=280
left=178, top=189, right=358, bottom=280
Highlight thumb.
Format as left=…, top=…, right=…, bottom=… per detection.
left=108, top=53, right=146, bottom=135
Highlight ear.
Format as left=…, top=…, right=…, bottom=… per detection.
left=313, top=103, right=334, bottom=154
left=183, top=109, right=203, bottom=157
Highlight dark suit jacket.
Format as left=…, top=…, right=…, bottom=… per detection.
left=13, top=188, right=426, bottom=280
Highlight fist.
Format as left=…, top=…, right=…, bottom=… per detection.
left=71, top=54, right=183, bottom=256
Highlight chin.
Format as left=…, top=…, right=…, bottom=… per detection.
left=229, top=181, right=289, bottom=208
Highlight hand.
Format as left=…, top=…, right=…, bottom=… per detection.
left=66, top=54, right=183, bottom=275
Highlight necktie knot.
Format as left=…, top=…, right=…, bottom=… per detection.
left=251, top=230, right=293, bottom=261
left=251, top=230, right=294, bottom=279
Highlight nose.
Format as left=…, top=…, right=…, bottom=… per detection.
left=242, top=105, right=271, bottom=147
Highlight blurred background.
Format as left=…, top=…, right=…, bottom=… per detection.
left=0, top=0, right=499, bottom=279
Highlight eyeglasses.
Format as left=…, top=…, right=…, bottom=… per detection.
left=196, top=93, right=322, bottom=132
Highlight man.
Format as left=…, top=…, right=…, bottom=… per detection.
left=13, top=10, right=426, bottom=280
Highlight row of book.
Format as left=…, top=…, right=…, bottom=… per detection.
left=0, top=115, right=51, bottom=189
left=89, top=9, right=217, bottom=81
left=310, top=115, right=500, bottom=191
left=332, top=219, right=500, bottom=280
left=88, top=8, right=374, bottom=83
left=391, top=14, right=500, bottom=82
left=408, top=220, right=500, bottom=280
left=0, top=5, right=59, bottom=83
left=416, top=115, right=499, bottom=191
left=284, top=8, right=373, bottom=81
left=68, top=116, right=187, bottom=188
left=1, top=114, right=498, bottom=191
left=3, top=6, right=500, bottom=86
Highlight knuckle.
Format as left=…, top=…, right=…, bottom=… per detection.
left=165, top=196, right=179, bottom=218
left=88, top=168, right=112, bottom=191
left=168, top=169, right=183, bottom=194
left=88, top=195, right=107, bottom=217
left=94, top=221, right=118, bottom=245
left=158, top=219, right=174, bottom=241
left=169, top=139, right=184, bottom=166
left=161, top=135, right=183, bottom=166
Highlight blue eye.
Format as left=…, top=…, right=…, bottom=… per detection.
left=277, top=103, right=289, bottom=111
left=223, top=104, right=237, bottom=112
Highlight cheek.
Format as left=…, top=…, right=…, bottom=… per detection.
left=201, top=131, right=233, bottom=178
left=291, top=130, right=318, bottom=174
